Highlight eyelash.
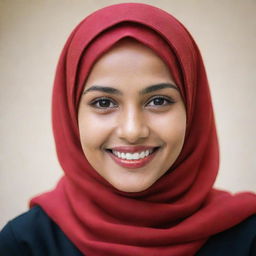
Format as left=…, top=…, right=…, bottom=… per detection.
left=89, top=96, right=175, bottom=110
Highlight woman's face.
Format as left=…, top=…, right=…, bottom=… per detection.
left=78, top=39, right=186, bottom=192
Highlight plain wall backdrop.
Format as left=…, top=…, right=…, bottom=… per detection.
left=0, top=0, right=255, bottom=228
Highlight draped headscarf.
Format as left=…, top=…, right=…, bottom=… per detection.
left=30, top=3, right=256, bottom=256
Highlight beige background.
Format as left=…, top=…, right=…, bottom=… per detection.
left=0, top=0, right=255, bottom=228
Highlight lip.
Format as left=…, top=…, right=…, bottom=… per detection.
left=105, top=146, right=160, bottom=169
left=108, top=145, right=157, bottom=153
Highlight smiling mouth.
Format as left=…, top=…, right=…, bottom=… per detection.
left=105, top=147, right=160, bottom=169
left=106, top=147, right=158, bottom=160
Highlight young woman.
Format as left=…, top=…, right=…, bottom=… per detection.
left=1, top=3, right=256, bottom=256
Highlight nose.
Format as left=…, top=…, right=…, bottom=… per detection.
left=116, top=106, right=150, bottom=143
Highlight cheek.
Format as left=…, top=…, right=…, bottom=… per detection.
left=78, top=111, right=115, bottom=151
left=150, top=109, right=186, bottom=143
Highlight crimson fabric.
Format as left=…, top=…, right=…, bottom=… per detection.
left=30, top=3, right=256, bottom=256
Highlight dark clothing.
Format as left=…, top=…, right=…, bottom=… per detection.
left=0, top=206, right=256, bottom=256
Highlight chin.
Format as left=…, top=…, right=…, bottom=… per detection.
left=111, top=179, right=155, bottom=193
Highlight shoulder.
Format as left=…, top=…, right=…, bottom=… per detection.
left=197, top=215, right=256, bottom=256
left=0, top=206, right=82, bottom=256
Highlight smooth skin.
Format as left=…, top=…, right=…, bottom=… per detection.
left=78, top=38, right=187, bottom=192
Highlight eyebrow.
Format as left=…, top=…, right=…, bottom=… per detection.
left=83, top=83, right=178, bottom=95
left=140, top=83, right=178, bottom=94
left=83, top=86, right=121, bottom=95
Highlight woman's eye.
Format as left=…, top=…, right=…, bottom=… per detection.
left=90, top=98, right=117, bottom=109
left=146, top=96, right=174, bottom=107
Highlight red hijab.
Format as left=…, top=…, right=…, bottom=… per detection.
left=30, top=3, right=256, bottom=255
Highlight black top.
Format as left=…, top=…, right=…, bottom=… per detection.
left=0, top=206, right=256, bottom=256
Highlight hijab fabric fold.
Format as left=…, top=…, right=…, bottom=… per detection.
left=30, top=3, right=256, bottom=256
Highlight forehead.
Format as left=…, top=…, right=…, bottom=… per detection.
left=94, top=37, right=166, bottom=65
left=85, top=38, right=174, bottom=86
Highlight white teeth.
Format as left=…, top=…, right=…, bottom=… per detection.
left=133, top=153, right=140, bottom=159
left=140, top=151, right=145, bottom=158
left=126, top=153, right=132, bottom=160
left=112, top=149, right=154, bottom=160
